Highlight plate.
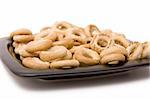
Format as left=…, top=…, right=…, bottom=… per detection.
left=0, top=37, right=149, bottom=80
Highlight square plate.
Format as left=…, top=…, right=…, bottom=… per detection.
left=0, top=37, right=149, bottom=80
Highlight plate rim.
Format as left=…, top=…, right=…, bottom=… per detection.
left=0, top=37, right=149, bottom=79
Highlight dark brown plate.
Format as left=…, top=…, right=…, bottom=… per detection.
left=0, top=37, right=149, bottom=80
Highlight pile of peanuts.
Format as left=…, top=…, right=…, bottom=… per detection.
left=10, top=21, right=150, bottom=70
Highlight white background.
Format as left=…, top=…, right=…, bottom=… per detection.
left=0, top=0, right=150, bottom=99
